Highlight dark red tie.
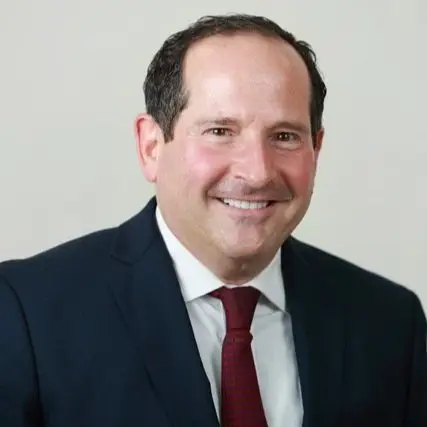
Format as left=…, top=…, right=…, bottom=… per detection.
left=211, top=287, right=268, bottom=427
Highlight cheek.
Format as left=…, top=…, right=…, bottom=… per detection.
left=280, top=150, right=316, bottom=194
left=182, top=143, right=228, bottom=190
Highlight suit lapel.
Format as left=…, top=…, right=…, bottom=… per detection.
left=108, top=198, right=219, bottom=427
left=282, top=239, right=346, bottom=427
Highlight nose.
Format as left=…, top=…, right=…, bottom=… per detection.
left=231, top=139, right=276, bottom=188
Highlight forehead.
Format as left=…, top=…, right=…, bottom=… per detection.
left=181, top=32, right=311, bottom=120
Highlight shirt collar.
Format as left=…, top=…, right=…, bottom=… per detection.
left=156, top=206, right=286, bottom=312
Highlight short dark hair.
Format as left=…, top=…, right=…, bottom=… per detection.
left=143, top=14, right=327, bottom=143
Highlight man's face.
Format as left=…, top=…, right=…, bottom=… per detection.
left=139, top=33, right=323, bottom=267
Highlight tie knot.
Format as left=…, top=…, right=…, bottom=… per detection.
left=211, top=286, right=261, bottom=331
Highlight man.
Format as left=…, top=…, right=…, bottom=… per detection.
left=0, top=13, right=425, bottom=427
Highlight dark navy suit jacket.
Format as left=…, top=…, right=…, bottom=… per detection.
left=1, top=198, right=426, bottom=426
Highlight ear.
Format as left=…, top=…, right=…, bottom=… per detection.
left=313, top=127, right=324, bottom=163
left=134, top=114, right=163, bottom=183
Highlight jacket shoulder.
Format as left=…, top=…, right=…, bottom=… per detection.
left=291, top=237, right=420, bottom=307
left=0, top=226, right=118, bottom=292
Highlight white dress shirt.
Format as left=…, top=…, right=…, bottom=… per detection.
left=156, top=207, right=303, bottom=427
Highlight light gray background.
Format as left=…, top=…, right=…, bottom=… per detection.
left=0, top=0, right=426, bottom=308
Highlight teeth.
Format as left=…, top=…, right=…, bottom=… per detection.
left=222, top=198, right=269, bottom=210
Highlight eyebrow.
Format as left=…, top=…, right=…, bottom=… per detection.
left=194, top=117, right=239, bottom=127
left=270, top=120, right=310, bottom=135
left=194, top=117, right=310, bottom=135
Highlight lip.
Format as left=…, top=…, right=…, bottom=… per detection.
left=214, top=197, right=278, bottom=218
left=220, top=197, right=277, bottom=203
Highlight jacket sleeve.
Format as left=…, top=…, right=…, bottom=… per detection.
left=404, top=293, right=427, bottom=427
left=0, top=274, right=43, bottom=427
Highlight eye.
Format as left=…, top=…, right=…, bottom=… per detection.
left=275, top=131, right=300, bottom=143
left=205, top=127, right=232, bottom=137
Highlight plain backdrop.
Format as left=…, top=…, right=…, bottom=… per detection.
left=0, top=0, right=426, bottom=309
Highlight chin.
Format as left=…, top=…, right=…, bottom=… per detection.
left=213, top=224, right=283, bottom=260
left=219, top=238, right=273, bottom=261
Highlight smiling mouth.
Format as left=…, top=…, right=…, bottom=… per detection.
left=217, top=198, right=275, bottom=210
